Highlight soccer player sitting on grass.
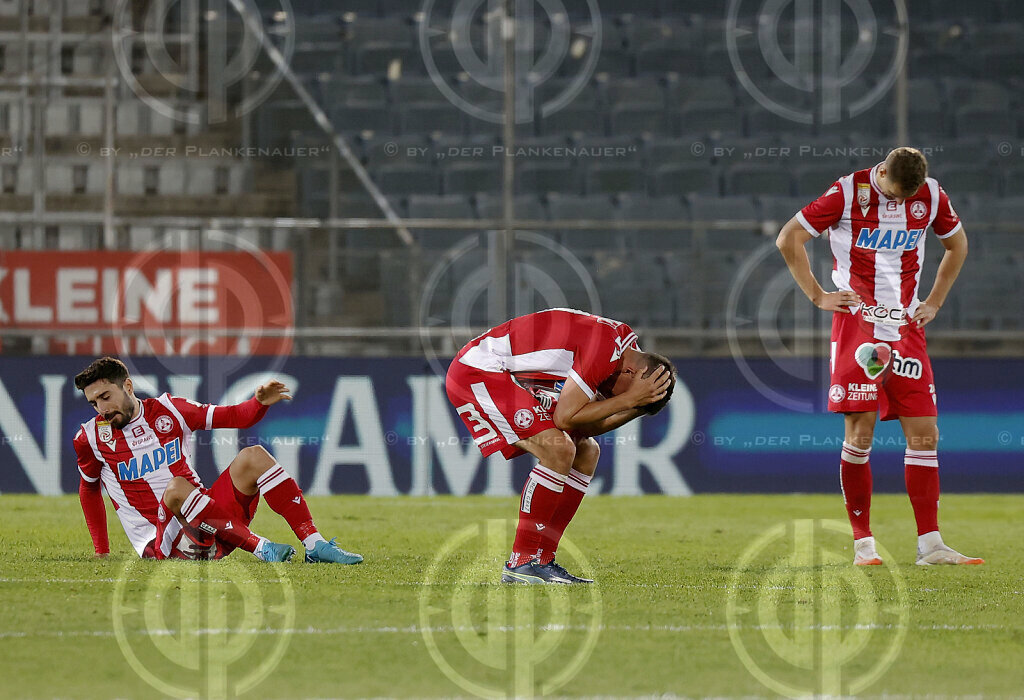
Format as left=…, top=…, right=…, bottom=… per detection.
left=73, top=356, right=362, bottom=564
left=446, top=308, right=675, bottom=584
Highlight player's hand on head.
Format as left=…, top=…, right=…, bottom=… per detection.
left=816, top=290, right=862, bottom=314
left=912, top=302, right=939, bottom=328
left=625, top=366, right=672, bottom=408
left=255, top=380, right=292, bottom=406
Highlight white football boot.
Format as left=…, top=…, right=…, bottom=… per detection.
left=915, top=531, right=984, bottom=565
left=853, top=536, right=883, bottom=566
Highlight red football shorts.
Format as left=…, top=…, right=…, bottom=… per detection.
left=446, top=359, right=558, bottom=459
left=151, top=469, right=259, bottom=559
left=828, top=310, right=937, bottom=421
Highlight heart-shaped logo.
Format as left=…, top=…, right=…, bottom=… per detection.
left=855, top=342, right=892, bottom=381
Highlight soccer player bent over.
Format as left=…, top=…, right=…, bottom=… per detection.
left=446, top=308, right=675, bottom=584
left=777, top=147, right=982, bottom=566
left=73, top=357, right=362, bottom=563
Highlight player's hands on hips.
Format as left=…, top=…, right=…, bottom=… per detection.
left=256, top=380, right=292, bottom=406
left=624, top=366, right=672, bottom=409
left=912, top=302, right=939, bottom=328
left=815, top=290, right=862, bottom=313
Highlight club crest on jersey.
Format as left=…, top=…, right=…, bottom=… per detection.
left=855, top=343, right=892, bottom=381
left=857, top=183, right=871, bottom=208
left=116, top=437, right=181, bottom=481
left=154, top=415, right=174, bottom=434
left=910, top=201, right=928, bottom=219
left=97, top=421, right=113, bottom=444
left=829, top=384, right=846, bottom=403
left=855, top=227, right=924, bottom=251
left=513, top=409, right=535, bottom=429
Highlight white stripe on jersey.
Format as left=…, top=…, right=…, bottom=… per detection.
left=830, top=174, right=856, bottom=292
left=85, top=422, right=156, bottom=556
left=157, top=393, right=200, bottom=483
left=471, top=382, right=521, bottom=445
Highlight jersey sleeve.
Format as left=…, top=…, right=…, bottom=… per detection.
left=797, top=180, right=845, bottom=237
left=569, top=321, right=640, bottom=400
left=168, top=394, right=268, bottom=430
left=73, top=426, right=102, bottom=483
left=79, top=476, right=109, bottom=556
left=932, top=187, right=963, bottom=238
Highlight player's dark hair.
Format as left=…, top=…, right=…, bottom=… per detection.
left=74, top=357, right=130, bottom=391
left=886, top=147, right=928, bottom=195
left=640, top=352, right=676, bottom=415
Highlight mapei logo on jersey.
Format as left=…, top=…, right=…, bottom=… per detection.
left=154, top=415, right=174, bottom=434
left=891, top=350, right=924, bottom=380
left=855, top=227, right=925, bottom=252
left=116, top=438, right=181, bottom=481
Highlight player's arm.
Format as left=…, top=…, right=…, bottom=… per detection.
left=571, top=408, right=645, bottom=437
left=776, top=216, right=861, bottom=313
left=552, top=369, right=670, bottom=432
left=74, top=432, right=108, bottom=557
left=176, top=381, right=292, bottom=430
left=914, top=228, right=968, bottom=328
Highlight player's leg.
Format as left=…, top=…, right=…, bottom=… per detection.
left=842, top=411, right=881, bottom=565
left=160, top=476, right=292, bottom=562
left=537, top=435, right=598, bottom=583
left=503, top=429, right=578, bottom=584
left=900, top=416, right=983, bottom=565
left=227, top=445, right=361, bottom=564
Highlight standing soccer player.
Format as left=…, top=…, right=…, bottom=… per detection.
left=777, top=147, right=982, bottom=566
left=74, top=357, right=362, bottom=563
left=446, top=308, right=676, bottom=584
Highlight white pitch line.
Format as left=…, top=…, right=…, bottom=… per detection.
left=0, top=622, right=1017, bottom=640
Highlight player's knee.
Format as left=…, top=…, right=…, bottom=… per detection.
left=163, top=477, right=195, bottom=514
left=543, top=436, right=576, bottom=474
left=574, top=437, right=600, bottom=468
left=238, top=445, right=274, bottom=470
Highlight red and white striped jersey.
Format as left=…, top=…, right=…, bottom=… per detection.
left=73, top=394, right=267, bottom=556
left=797, top=162, right=963, bottom=340
left=454, top=308, right=640, bottom=399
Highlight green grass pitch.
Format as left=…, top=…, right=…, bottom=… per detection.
left=1, top=494, right=1021, bottom=699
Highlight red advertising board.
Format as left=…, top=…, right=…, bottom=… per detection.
left=0, top=250, right=293, bottom=356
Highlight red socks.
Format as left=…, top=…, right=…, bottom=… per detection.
left=257, top=463, right=319, bottom=542
left=179, top=489, right=261, bottom=553
left=840, top=442, right=873, bottom=540
left=508, top=464, right=566, bottom=568
left=538, top=469, right=591, bottom=565
left=905, top=449, right=940, bottom=535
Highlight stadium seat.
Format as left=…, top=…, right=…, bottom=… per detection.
left=343, top=16, right=414, bottom=46
left=894, top=105, right=949, bottom=138
left=1003, top=169, right=1024, bottom=198
left=604, top=77, right=668, bottom=108
left=794, top=165, right=843, bottom=198
left=745, top=105, right=811, bottom=137
left=725, top=164, right=793, bottom=197
left=925, top=0, right=999, bottom=23
left=954, top=106, right=1016, bottom=139
left=257, top=101, right=320, bottom=149
left=319, top=75, right=388, bottom=107
left=390, top=77, right=449, bottom=105
left=909, top=50, right=975, bottom=79
left=539, top=105, right=607, bottom=136
left=547, top=194, right=624, bottom=251
left=678, top=103, right=744, bottom=136
left=943, top=79, right=1012, bottom=111
left=398, top=102, right=465, bottom=136
left=407, top=194, right=474, bottom=220
left=636, top=45, right=704, bottom=77
left=668, top=77, right=736, bottom=108
left=474, top=193, right=548, bottom=222
left=651, top=163, right=720, bottom=197
left=933, top=166, right=1002, bottom=196
left=615, top=193, right=690, bottom=252
left=533, top=77, right=601, bottom=110
left=442, top=162, right=504, bottom=195
left=645, top=137, right=714, bottom=167
left=759, top=196, right=808, bottom=227
left=373, top=164, right=440, bottom=195
left=355, top=42, right=419, bottom=76
left=332, top=101, right=394, bottom=134
left=290, top=46, right=344, bottom=76
left=517, top=161, right=582, bottom=195
left=688, top=194, right=759, bottom=225
left=609, top=104, right=671, bottom=137
left=360, top=133, right=431, bottom=167
left=585, top=163, right=647, bottom=194
left=968, top=23, right=1024, bottom=51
